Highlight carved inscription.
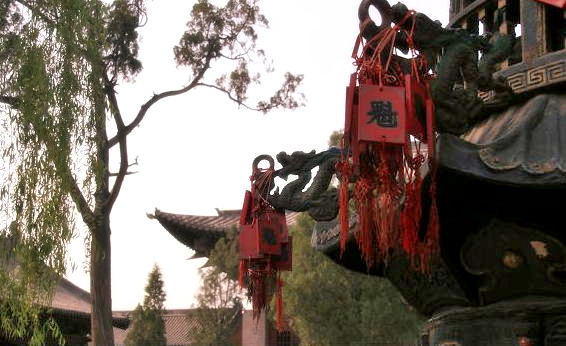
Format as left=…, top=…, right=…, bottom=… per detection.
left=367, top=100, right=398, bottom=128
left=506, top=61, right=566, bottom=93
left=479, top=60, right=565, bottom=102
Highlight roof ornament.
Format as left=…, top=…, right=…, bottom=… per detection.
left=339, top=0, right=439, bottom=272
left=238, top=155, right=291, bottom=332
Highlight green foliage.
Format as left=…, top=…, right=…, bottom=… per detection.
left=328, top=129, right=344, bottom=147
left=124, top=265, right=167, bottom=346
left=189, top=230, right=242, bottom=346
left=0, top=0, right=303, bottom=343
left=105, top=0, right=145, bottom=81
left=283, top=214, right=424, bottom=346
left=174, top=0, right=304, bottom=112
left=142, top=265, right=167, bottom=312
left=0, top=234, right=65, bottom=345
left=0, top=0, right=107, bottom=342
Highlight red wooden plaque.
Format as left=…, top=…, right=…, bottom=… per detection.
left=357, top=84, right=407, bottom=144
left=239, top=222, right=262, bottom=259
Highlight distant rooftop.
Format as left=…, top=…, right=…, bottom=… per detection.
left=153, top=208, right=300, bottom=258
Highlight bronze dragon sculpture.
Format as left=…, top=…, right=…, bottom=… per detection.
left=359, top=0, right=518, bottom=135
left=261, top=148, right=342, bottom=222
left=266, top=1, right=519, bottom=220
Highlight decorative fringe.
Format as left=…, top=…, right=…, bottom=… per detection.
left=400, top=178, right=421, bottom=255
left=239, top=259, right=247, bottom=288
left=336, top=9, right=440, bottom=273
left=336, top=161, right=352, bottom=255
left=338, top=140, right=438, bottom=271
left=374, top=146, right=402, bottom=264
left=354, top=177, right=375, bottom=267
left=400, top=148, right=425, bottom=267
left=248, top=266, right=269, bottom=321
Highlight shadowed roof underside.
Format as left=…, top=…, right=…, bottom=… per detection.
left=154, top=209, right=300, bottom=258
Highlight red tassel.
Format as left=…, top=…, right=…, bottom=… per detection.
left=373, top=145, right=404, bottom=264
left=335, top=9, right=441, bottom=273
left=275, top=276, right=286, bottom=332
left=248, top=265, right=268, bottom=321
left=239, top=259, right=247, bottom=288
left=354, top=177, right=376, bottom=267
left=400, top=146, right=425, bottom=267
left=336, top=161, right=351, bottom=255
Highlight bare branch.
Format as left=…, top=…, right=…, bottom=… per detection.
left=59, top=163, right=96, bottom=226
left=196, top=82, right=261, bottom=111
left=128, top=157, right=139, bottom=168
left=0, top=95, right=20, bottom=109
left=104, top=75, right=125, bottom=130
left=109, top=171, right=138, bottom=177
left=108, top=156, right=138, bottom=177
left=104, top=73, right=128, bottom=211
left=34, top=122, right=96, bottom=227
left=107, top=52, right=214, bottom=147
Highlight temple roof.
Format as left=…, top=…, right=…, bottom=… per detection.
left=154, top=209, right=300, bottom=258
left=51, top=278, right=91, bottom=314
left=114, top=309, right=201, bottom=346
left=439, top=93, right=566, bottom=186
left=51, top=278, right=129, bottom=329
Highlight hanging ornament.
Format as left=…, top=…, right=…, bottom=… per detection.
left=338, top=8, right=439, bottom=272
left=238, top=155, right=292, bottom=331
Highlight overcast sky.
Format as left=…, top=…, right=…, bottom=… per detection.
left=65, top=0, right=449, bottom=311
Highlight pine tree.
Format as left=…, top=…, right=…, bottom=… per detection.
left=124, top=265, right=167, bottom=346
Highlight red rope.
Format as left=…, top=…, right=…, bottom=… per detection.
left=336, top=160, right=352, bottom=255
left=338, top=8, right=440, bottom=271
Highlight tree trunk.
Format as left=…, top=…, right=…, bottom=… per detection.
left=90, top=213, right=114, bottom=345
left=90, top=65, right=114, bottom=345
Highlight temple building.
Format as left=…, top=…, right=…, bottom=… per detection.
left=0, top=278, right=129, bottom=345
left=153, top=0, right=566, bottom=344
left=113, top=309, right=299, bottom=346
left=154, top=208, right=300, bottom=259
left=153, top=208, right=300, bottom=346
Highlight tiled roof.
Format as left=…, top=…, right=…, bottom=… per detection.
left=51, top=278, right=91, bottom=313
left=156, top=209, right=300, bottom=233
left=50, top=278, right=129, bottom=329
left=154, top=209, right=300, bottom=258
left=167, top=310, right=196, bottom=346
left=113, top=309, right=205, bottom=346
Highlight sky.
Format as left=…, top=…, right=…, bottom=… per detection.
left=65, top=0, right=450, bottom=311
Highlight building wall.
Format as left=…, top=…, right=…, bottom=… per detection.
left=242, top=310, right=267, bottom=346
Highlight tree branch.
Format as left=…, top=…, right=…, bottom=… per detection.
left=107, top=53, right=214, bottom=148
left=59, top=162, right=96, bottom=226
left=0, top=95, right=20, bottom=109
left=195, top=83, right=261, bottom=111
left=104, top=74, right=128, bottom=211
left=109, top=171, right=138, bottom=177
left=14, top=0, right=57, bottom=26
left=40, top=125, right=96, bottom=227
left=1, top=92, right=94, bottom=224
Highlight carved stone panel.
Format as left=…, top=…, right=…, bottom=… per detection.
left=461, top=219, right=566, bottom=304
left=424, top=297, right=566, bottom=346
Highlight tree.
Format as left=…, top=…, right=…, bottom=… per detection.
left=283, top=214, right=424, bottom=345
left=0, top=0, right=303, bottom=344
left=189, top=229, right=243, bottom=346
left=124, top=265, right=167, bottom=346
left=328, top=129, right=344, bottom=147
